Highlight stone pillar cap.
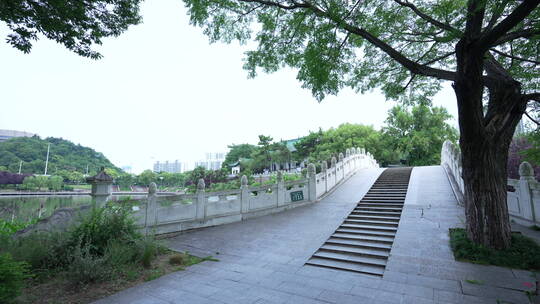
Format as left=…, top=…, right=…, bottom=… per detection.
left=86, top=167, right=113, bottom=183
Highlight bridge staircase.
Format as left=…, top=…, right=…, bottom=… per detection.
left=306, top=167, right=412, bottom=276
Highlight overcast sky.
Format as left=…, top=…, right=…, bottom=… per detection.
left=0, top=0, right=458, bottom=174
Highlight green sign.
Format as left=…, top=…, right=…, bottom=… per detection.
left=290, top=191, right=304, bottom=202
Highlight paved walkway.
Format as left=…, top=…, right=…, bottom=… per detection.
left=96, top=166, right=535, bottom=304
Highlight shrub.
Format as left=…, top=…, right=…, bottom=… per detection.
left=65, top=242, right=111, bottom=285
left=1, top=232, right=70, bottom=275
left=0, top=219, right=35, bottom=236
left=0, top=253, right=30, bottom=303
left=69, top=204, right=140, bottom=255
left=135, top=236, right=161, bottom=268
left=103, top=241, right=139, bottom=268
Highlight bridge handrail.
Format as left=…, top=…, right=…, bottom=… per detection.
left=136, top=147, right=379, bottom=235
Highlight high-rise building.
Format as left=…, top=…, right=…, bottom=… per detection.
left=153, top=160, right=183, bottom=173
left=194, top=152, right=226, bottom=171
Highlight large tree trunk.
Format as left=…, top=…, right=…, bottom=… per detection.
left=453, top=38, right=526, bottom=249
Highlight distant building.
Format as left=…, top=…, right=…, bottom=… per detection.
left=121, top=165, right=133, bottom=174
left=0, top=129, right=35, bottom=142
left=194, top=152, right=225, bottom=171
left=153, top=160, right=184, bottom=173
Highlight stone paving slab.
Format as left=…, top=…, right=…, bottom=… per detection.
left=95, top=166, right=536, bottom=304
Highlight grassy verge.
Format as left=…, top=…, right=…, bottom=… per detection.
left=0, top=203, right=217, bottom=304
left=17, top=250, right=216, bottom=304
left=449, top=228, right=540, bottom=270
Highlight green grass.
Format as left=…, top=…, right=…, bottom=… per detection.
left=71, top=184, right=91, bottom=190
left=449, top=228, right=540, bottom=270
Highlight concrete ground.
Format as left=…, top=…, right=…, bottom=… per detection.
left=95, top=166, right=536, bottom=304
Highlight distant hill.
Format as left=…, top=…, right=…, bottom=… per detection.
left=0, top=136, right=120, bottom=175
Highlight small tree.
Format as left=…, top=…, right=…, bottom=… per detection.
left=382, top=99, right=458, bottom=166
left=48, top=176, right=64, bottom=191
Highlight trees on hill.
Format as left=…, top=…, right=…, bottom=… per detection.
left=0, top=136, right=120, bottom=178
left=183, top=0, right=540, bottom=249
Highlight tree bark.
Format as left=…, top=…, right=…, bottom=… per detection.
left=453, top=38, right=526, bottom=249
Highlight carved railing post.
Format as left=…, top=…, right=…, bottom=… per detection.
left=307, top=163, right=317, bottom=201
left=321, top=160, right=328, bottom=193
left=276, top=170, right=286, bottom=207
left=338, top=153, right=345, bottom=181
left=196, top=178, right=206, bottom=220
left=331, top=156, right=337, bottom=185
left=145, top=182, right=158, bottom=235
left=240, top=175, right=249, bottom=213
left=519, top=162, right=537, bottom=223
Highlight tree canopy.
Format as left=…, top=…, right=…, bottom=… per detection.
left=184, top=0, right=539, bottom=101
left=382, top=99, right=458, bottom=166
left=1, top=0, right=142, bottom=58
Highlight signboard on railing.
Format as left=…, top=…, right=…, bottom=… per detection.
left=290, top=191, right=304, bottom=202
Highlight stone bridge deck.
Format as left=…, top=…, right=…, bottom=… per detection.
left=96, top=166, right=533, bottom=304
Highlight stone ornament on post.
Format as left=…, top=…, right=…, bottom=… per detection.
left=86, top=167, right=113, bottom=206
left=519, top=161, right=535, bottom=181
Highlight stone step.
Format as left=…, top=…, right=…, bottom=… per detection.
left=343, top=219, right=399, bottom=227
left=340, top=223, right=398, bottom=232
left=354, top=207, right=403, bottom=213
left=334, top=229, right=396, bottom=239
left=364, top=193, right=406, bottom=197
left=351, top=210, right=402, bottom=217
left=331, top=234, right=394, bottom=246
left=305, top=167, right=412, bottom=276
left=305, top=257, right=385, bottom=276
left=326, top=237, right=392, bottom=250
left=361, top=198, right=405, bottom=203
left=320, top=244, right=390, bottom=259
left=347, top=215, right=400, bottom=222
left=371, top=186, right=407, bottom=189
left=357, top=203, right=404, bottom=208
left=312, top=251, right=387, bottom=267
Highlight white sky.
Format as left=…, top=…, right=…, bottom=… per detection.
left=0, top=0, right=458, bottom=174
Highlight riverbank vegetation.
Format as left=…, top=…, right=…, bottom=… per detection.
left=0, top=202, right=214, bottom=304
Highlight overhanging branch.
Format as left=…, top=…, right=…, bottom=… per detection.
left=478, top=0, right=540, bottom=49
left=238, top=0, right=458, bottom=81
left=393, top=0, right=459, bottom=34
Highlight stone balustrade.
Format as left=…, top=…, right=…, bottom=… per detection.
left=136, top=148, right=378, bottom=235
left=441, top=140, right=540, bottom=226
